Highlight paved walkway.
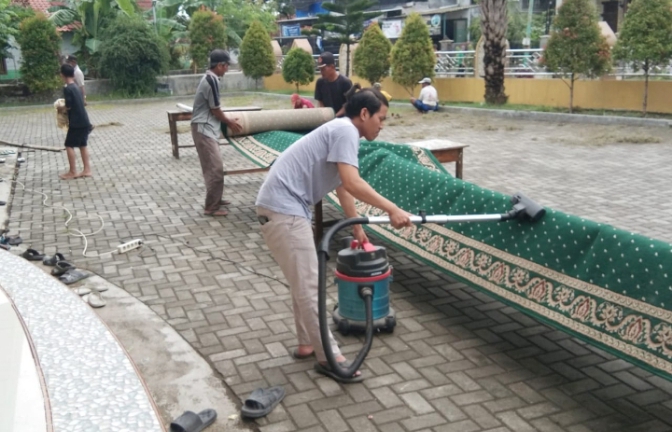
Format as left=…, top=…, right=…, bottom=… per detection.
left=2, top=95, right=672, bottom=432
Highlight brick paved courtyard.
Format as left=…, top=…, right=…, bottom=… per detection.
left=2, top=94, right=672, bottom=432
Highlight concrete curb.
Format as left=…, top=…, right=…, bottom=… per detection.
left=91, top=279, right=254, bottom=432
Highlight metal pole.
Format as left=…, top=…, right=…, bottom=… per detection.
left=152, top=0, right=158, bottom=33
left=525, top=0, right=534, bottom=47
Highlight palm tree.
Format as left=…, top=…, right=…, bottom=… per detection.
left=480, top=0, right=508, bottom=104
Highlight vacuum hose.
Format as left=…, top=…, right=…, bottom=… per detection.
left=315, top=192, right=545, bottom=379
left=317, top=217, right=373, bottom=379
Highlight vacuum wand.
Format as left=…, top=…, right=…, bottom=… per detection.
left=316, top=192, right=545, bottom=380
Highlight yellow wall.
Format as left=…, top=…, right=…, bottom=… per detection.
left=263, top=73, right=672, bottom=114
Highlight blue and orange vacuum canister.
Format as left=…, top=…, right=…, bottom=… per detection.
left=317, top=195, right=546, bottom=380
left=332, top=238, right=396, bottom=335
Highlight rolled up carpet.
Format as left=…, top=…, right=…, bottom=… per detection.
left=222, top=107, right=335, bottom=137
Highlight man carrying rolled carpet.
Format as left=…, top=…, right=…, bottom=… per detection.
left=191, top=49, right=243, bottom=217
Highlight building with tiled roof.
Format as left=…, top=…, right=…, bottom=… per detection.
left=135, top=0, right=154, bottom=10
left=3, top=0, right=79, bottom=78
left=10, top=0, right=77, bottom=31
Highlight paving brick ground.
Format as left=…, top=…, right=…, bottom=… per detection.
left=2, top=94, right=672, bottom=432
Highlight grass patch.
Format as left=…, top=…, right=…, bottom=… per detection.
left=161, top=124, right=190, bottom=134
left=262, top=89, right=314, bottom=97
left=615, top=135, right=662, bottom=144
left=442, top=101, right=672, bottom=120
left=95, top=121, right=123, bottom=128
left=407, top=132, right=427, bottom=140
left=86, top=92, right=174, bottom=102
left=592, top=134, right=663, bottom=145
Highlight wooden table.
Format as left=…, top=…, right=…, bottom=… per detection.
left=167, top=106, right=262, bottom=159
left=409, top=139, right=469, bottom=179
left=313, top=140, right=468, bottom=239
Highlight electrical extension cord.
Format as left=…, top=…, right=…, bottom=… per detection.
left=3, top=177, right=118, bottom=258
left=117, top=239, right=144, bottom=254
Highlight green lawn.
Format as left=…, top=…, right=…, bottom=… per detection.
left=442, top=101, right=672, bottom=120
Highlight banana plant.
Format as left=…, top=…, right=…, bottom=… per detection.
left=146, top=5, right=189, bottom=69
left=48, top=0, right=135, bottom=75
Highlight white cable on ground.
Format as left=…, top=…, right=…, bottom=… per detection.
left=4, top=178, right=113, bottom=257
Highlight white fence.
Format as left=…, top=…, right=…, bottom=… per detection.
left=276, top=49, right=672, bottom=79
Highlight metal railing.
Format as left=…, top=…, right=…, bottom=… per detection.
left=276, top=54, right=340, bottom=73
left=435, top=50, right=476, bottom=77
left=276, top=50, right=672, bottom=79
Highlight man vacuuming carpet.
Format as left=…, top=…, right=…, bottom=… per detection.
left=255, top=87, right=412, bottom=383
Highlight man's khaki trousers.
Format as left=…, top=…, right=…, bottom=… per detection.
left=257, top=206, right=341, bottom=362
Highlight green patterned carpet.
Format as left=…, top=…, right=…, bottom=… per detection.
left=229, top=131, right=672, bottom=381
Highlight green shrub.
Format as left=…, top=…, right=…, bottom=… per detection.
left=613, top=0, right=672, bottom=115
left=542, top=0, right=611, bottom=113
left=16, top=13, right=61, bottom=93
left=189, top=10, right=227, bottom=71
left=390, top=13, right=435, bottom=95
left=282, top=47, right=314, bottom=91
left=239, top=20, right=276, bottom=84
left=99, top=15, right=169, bottom=96
left=353, top=23, right=392, bottom=85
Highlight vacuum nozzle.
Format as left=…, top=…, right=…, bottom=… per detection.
left=508, top=192, right=546, bottom=222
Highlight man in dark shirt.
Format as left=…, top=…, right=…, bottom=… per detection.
left=314, top=52, right=352, bottom=117
left=58, top=63, right=93, bottom=180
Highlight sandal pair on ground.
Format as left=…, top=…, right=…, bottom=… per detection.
left=22, top=249, right=105, bottom=308
left=168, top=387, right=285, bottom=432
left=168, top=352, right=345, bottom=429
left=238, top=350, right=362, bottom=421
left=0, top=234, right=23, bottom=246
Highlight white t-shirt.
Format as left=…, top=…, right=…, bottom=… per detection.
left=419, top=85, right=438, bottom=107
left=74, top=65, right=85, bottom=88
left=256, top=117, right=360, bottom=220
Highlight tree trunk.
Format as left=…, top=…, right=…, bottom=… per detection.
left=480, top=0, right=508, bottom=105
left=569, top=73, right=574, bottom=114
left=643, top=60, right=649, bottom=117
left=346, top=43, right=351, bottom=77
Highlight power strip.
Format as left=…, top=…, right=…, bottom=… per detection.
left=117, top=239, right=144, bottom=254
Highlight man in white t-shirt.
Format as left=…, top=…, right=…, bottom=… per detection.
left=66, top=55, right=86, bottom=105
left=256, top=88, right=412, bottom=383
left=410, top=77, right=439, bottom=113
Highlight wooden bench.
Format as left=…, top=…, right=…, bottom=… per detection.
left=167, top=106, right=262, bottom=159
left=313, top=140, right=468, bottom=238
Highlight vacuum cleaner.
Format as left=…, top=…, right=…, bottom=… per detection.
left=331, top=237, right=396, bottom=335
left=317, top=192, right=546, bottom=380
